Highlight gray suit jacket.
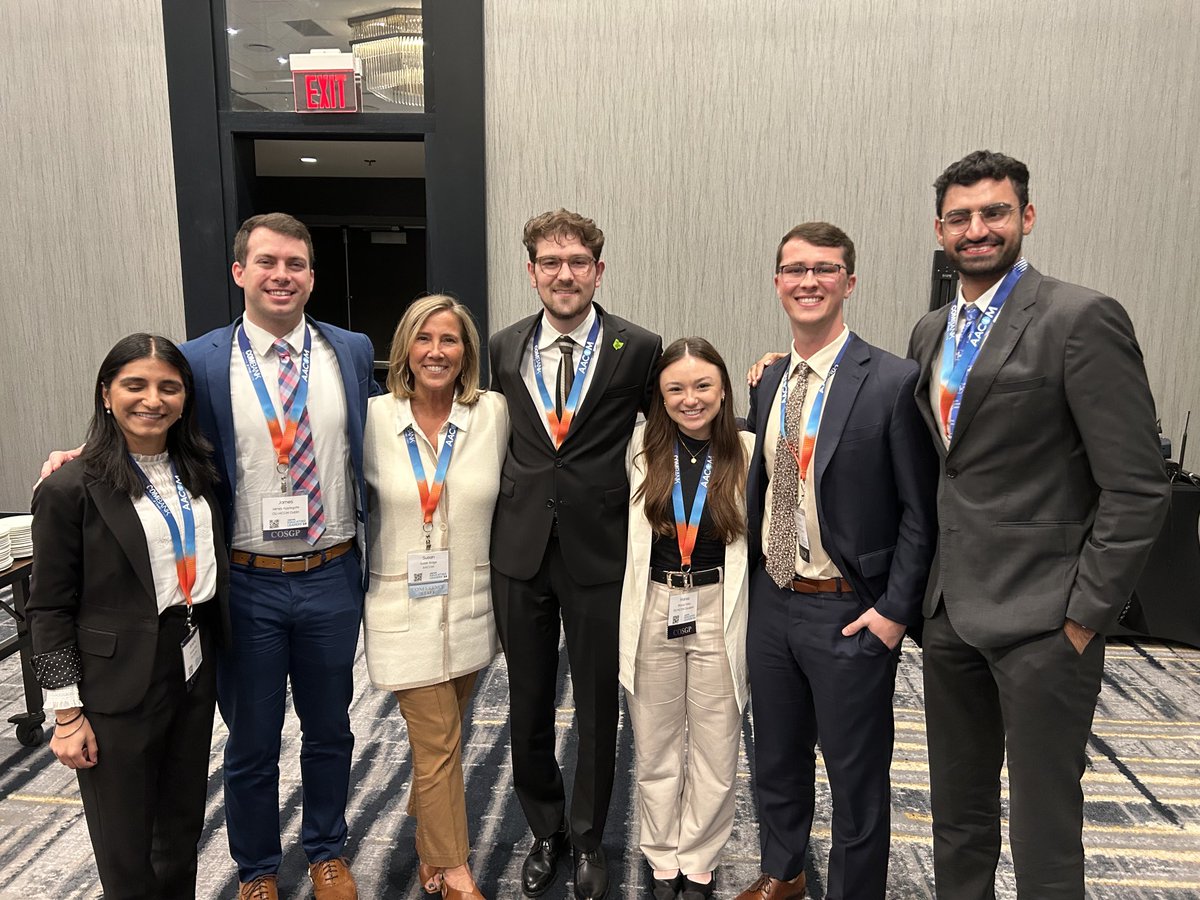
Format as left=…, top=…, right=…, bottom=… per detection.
left=907, top=264, right=1170, bottom=647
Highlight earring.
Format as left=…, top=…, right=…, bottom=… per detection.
left=104, top=407, right=112, bottom=415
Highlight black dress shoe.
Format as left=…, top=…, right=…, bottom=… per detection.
left=651, top=872, right=682, bottom=900
left=680, top=875, right=714, bottom=900
left=522, top=825, right=568, bottom=897
left=573, top=846, right=609, bottom=900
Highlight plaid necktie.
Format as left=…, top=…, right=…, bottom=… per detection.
left=765, top=362, right=809, bottom=588
left=555, top=336, right=576, bottom=419
left=273, top=339, right=325, bottom=545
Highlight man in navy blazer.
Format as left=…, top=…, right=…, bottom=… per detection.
left=737, top=222, right=937, bottom=900
left=182, top=213, right=376, bottom=900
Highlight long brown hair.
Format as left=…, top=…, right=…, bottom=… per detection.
left=633, top=337, right=746, bottom=544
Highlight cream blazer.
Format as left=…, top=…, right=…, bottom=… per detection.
left=363, top=391, right=508, bottom=691
left=618, top=424, right=753, bottom=710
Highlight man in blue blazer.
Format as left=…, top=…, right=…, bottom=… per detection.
left=182, top=213, right=376, bottom=900
left=737, top=222, right=937, bottom=900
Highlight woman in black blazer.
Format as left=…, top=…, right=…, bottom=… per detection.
left=28, top=333, right=229, bottom=900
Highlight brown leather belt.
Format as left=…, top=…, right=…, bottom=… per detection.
left=763, top=558, right=853, bottom=594
left=231, top=539, right=354, bottom=574
left=789, top=575, right=853, bottom=595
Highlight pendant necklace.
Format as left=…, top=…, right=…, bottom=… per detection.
left=678, top=434, right=711, bottom=465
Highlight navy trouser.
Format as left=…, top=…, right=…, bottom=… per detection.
left=746, top=566, right=900, bottom=900
left=217, top=552, right=363, bottom=881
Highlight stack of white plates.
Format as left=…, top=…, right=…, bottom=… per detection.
left=0, top=530, right=11, bottom=571
left=0, top=515, right=33, bottom=560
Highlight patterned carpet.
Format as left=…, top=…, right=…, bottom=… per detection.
left=0, top=614, right=1197, bottom=898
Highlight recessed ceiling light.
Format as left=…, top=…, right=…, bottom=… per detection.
left=226, top=27, right=240, bottom=36
left=277, top=56, right=289, bottom=65
left=300, top=157, right=318, bottom=164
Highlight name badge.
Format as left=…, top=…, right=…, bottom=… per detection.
left=407, top=550, right=450, bottom=598
left=795, top=506, right=811, bottom=563
left=666, top=589, right=698, bottom=639
left=262, top=493, right=308, bottom=541
left=181, top=625, right=202, bottom=691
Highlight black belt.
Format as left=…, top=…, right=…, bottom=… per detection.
left=650, top=566, right=722, bottom=589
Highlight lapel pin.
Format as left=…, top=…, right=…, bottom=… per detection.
left=612, top=338, right=625, bottom=351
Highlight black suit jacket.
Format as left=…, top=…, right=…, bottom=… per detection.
left=28, top=462, right=231, bottom=715
left=747, top=334, right=938, bottom=629
left=489, top=303, right=661, bottom=585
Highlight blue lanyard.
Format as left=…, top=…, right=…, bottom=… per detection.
left=531, top=315, right=602, bottom=447
left=938, top=259, right=1027, bottom=439
left=403, top=423, right=459, bottom=549
left=236, top=324, right=313, bottom=476
left=671, top=444, right=713, bottom=570
left=779, top=335, right=851, bottom=482
left=130, top=457, right=197, bottom=611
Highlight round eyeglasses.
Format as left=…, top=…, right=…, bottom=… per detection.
left=939, top=203, right=1021, bottom=235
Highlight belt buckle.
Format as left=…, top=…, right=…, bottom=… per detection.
left=280, top=553, right=312, bottom=574
left=666, top=570, right=693, bottom=590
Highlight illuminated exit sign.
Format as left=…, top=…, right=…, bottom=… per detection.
left=289, top=50, right=362, bottom=113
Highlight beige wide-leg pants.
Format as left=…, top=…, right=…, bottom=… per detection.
left=626, top=579, right=741, bottom=875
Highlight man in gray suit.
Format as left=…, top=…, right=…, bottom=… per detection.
left=907, top=150, right=1170, bottom=900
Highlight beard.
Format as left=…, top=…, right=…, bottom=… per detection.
left=948, top=232, right=1024, bottom=281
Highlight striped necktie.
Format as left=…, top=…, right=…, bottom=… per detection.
left=273, top=339, right=325, bottom=545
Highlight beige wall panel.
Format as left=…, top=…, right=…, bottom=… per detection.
left=0, top=0, right=183, bottom=510
left=484, top=0, right=1198, bottom=441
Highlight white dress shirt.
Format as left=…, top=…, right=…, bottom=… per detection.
left=229, top=317, right=354, bottom=552
left=929, top=276, right=1010, bottom=449
left=520, top=304, right=604, bottom=441
left=761, top=326, right=850, bottom=580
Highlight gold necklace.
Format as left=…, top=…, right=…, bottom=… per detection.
left=679, top=436, right=711, bottom=464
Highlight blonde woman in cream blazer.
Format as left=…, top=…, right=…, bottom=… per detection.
left=363, top=295, right=508, bottom=900
left=618, top=338, right=753, bottom=900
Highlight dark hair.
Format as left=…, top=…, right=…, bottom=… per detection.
left=81, top=334, right=218, bottom=499
left=522, top=209, right=605, bottom=262
left=633, top=337, right=747, bottom=544
left=934, top=150, right=1030, bottom=215
left=233, top=212, right=315, bottom=266
left=775, top=221, right=856, bottom=275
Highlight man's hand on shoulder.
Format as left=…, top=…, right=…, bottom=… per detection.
left=746, top=351, right=788, bottom=387
left=842, top=606, right=906, bottom=650
left=36, top=444, right=86, bottom=488
left=1063, top=618, right=1096, bottom=655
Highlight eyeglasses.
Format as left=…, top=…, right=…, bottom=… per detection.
left=534, top=255, right=596, bottom=276
left=939, top=203, right=1021, bottom=235
left=776, top=263, right=847, bottom=282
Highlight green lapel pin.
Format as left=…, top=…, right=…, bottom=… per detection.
left=612, top=338, right=625, bottom=351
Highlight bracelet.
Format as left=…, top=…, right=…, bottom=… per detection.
left=54, top=709, right=83, bottom=727
left=53, top=716, right=87, bottom=739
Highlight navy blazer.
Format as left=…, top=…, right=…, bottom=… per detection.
left=181, top=317, right=378, bottom=587
left=746, top=334, right=938, bottom=630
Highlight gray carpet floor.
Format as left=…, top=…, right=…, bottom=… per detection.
left=0, top=616, right=1197, bottom=898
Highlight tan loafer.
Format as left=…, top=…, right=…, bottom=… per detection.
left=238, top=875, right=278, bottom=900
left=309, top=857, right=358, bottom=900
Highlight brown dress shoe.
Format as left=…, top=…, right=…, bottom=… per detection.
left=238, top=875, right=278, bottom=900
left=309, top=858, right=359, bottom=900
left=734, top=871, right=806, bottom=900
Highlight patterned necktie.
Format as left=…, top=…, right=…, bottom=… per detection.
left=765, top=362, right=809, bottom=588
left=942, top=304, right=983, bottom=438
left=273, top=339, right=325, bottom=545
left=555, top=336, right=576, bottom=419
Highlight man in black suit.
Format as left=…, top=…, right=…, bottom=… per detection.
left=488, top=209, right=661, bottom=900
left=738, top=222, right=937, bottom=900
left=908, top=150, right=1170, bottom=899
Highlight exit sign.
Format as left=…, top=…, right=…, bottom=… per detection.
left=289, top=50, right=362, bottom=113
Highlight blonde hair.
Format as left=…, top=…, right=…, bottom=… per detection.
left=385, top=294, right=482, bottom=404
